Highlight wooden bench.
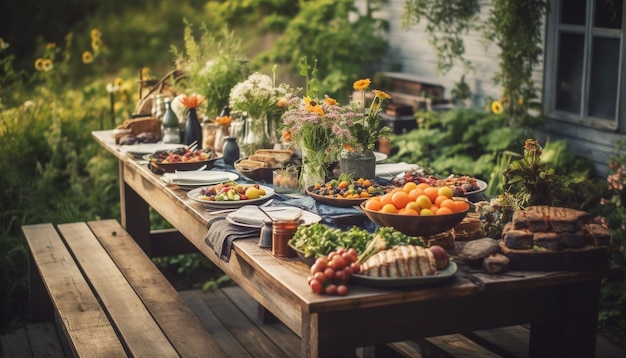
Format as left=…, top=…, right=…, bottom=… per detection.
left=22, top=219, right=227, bottom=357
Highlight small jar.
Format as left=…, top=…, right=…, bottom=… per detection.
left=259, top=219, right=273, bottom=248
left=272, top=219, right=298, bottom=257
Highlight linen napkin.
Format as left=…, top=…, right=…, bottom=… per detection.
left=204, top=217, right=259, bottom=262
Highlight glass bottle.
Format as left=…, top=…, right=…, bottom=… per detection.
left=161, top=98, right=180, bottom=144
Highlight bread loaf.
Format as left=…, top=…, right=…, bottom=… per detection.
left=237, top=159, right=269, bottom=170
left=248, top=154, right=278, bottom=166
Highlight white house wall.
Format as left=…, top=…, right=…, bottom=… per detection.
left=380, top=0, right=620, bottom=177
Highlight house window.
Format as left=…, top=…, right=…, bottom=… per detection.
left=545, top=0, right=624, bottom=131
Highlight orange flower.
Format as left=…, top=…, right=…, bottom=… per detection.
left=373, top=89, right=391, bottom=100
left=324, top=95, right=338, bottom=106
left=353, top=78, right=371, bottom=91
left=181, top=94, right=205, bottom=109
left=212, top=116, right=232, bottom=125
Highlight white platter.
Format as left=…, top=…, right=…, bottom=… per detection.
left=162, top=171, right=239, bottom=187
left=226, top=207, right=322, bottom=229
left=187, top=185, right=274, bottom=209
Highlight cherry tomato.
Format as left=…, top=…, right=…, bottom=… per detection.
left=342, top=252, right=354, bottom=264
left=313, top=272, right=327, bottom=283
left=337, top=285, right=349, bottom=296
left=347, top=248, right=358, bottom=257
left=324, top=267, right=335, bottom=279
left=330, top=256, right=346, bottom=270
left=310, top=279, right=323, bottom=294
left=350, top=262, right=361, bottom=273
left=336, top=248, right=346, bottom=255
left=325, top=284, right=338, bottom=295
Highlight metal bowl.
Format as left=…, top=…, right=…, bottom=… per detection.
left=359, top=201, right=469, bottom=237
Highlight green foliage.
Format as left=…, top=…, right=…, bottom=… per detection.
left=171, top=21, right=250, bottom=117
left=502, top=139, right=593, bottom=209
left=402, top=0, right=480, bottom=74
left=592, top=141, right=626, bottom=332
left=389, top=108, right=530, bottom=184
left=257, top=0, right=389, bottom=99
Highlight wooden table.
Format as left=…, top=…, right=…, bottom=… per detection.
left=93, top=130, right=617, bottom=357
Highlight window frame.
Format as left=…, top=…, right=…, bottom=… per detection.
left=544, top=0, right=626, bottom=132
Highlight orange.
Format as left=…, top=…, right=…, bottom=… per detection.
left=391, top=191, right=411, bottom=209
left=415, top=195, right=432, bottom=209
left=430, top=204, right=439, bottom=213
left=423, top=187, right=439, bottom=202
left=390, top=187, right=405, bottom=195
left=420, top=208, right=434, bottom=216
left=408, top=188, right=425, bottom=201
left=403, top=182, right=418, bottom=193
left=379, top=193, right=394, bottom=207
left=405, top=201, right=421, bottom=213
left=455, top=200, right=470, bottom=213
left=434, top=195, right=448, bottom=207
left=438, top=186, right=454, bottom=199
left=364, top=199, right=382, bottom=211
left=416, top=182, right=432, bottom=190
left=435, top=207, right=454, bottom=215
left=403, top=208, right=419, bottom=216
left=440, top=199, right=457, bottom=211
left=381, top=203, right=398, bottom=214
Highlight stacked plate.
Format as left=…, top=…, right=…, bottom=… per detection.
left=161, top=170, right=239, bottom=189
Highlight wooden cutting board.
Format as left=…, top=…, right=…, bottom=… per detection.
left=499, top=241, right=610, bottom=271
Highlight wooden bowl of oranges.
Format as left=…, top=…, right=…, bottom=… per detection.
left=359, top=182, right=470, bottom=237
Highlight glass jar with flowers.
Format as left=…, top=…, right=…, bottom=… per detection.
left=229, top=71, right=290, bottom=157
left=339, top=78, right=392, bottom=179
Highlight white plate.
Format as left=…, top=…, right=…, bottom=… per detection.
left=226, top=207, right=322, bottom=229
left=162, top=171, right=239, bottom=187
left=120, top=143, right=185, bottom=157
left=187, top=185, right=275, bottom=209
left=374, top=151, right=388, bottom=162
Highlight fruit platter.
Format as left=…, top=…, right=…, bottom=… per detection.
left=145, top=147, right=220, bottom=173
left=391, top=170, right=487, bottom=198
left=305, top=176, right=394, bottom=208
left=187, top=183, right=274, bottom=209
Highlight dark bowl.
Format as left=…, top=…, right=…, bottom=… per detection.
left=360, top=201, right=469, bottom=237
left=234, top=158, right=301, bottom=184
left=306, top=186, right=369, bottom=208
left=148, top=155, right=221, bottom=173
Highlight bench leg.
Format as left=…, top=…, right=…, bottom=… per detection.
left=28, top=253, right=53, bottom=322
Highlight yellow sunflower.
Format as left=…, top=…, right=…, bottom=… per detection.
left=91, top=38, right=102, bottom=52
left=353, top=78, right=371, bottom=91
left=42, top=59, right=53, bottom=72
left=34, top=58, right=45, bottom=71
left=491, top=100, right=504, bottom=114
left=90, top=29, right=102, bottom=40
left=82, top=51, right=94, bottom=64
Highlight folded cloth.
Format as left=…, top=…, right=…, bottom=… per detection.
left=204, top=217, right=259, bottom=262
left=375, top=162, right=420, bottom=177
left=228, top=205, right=302, bottom=226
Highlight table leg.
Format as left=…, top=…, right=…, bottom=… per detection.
left=529, top=279, right=601, bottom=357
left=118, top=162, right=151, bottom=255
left=301, top=312, right=357, bottom=358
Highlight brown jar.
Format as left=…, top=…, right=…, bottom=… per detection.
left=272, top=219, right=298, bottom=257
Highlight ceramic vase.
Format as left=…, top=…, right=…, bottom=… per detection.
left=222, top=136, right=240, bottom=166
left=184, top=108, right=202, bottom=146
left=339, top=149, right=376, bottom=179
